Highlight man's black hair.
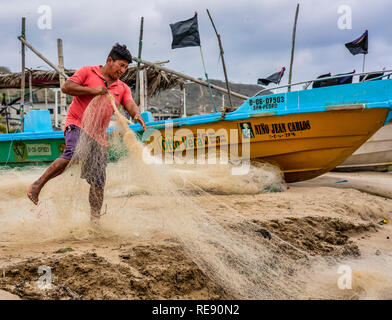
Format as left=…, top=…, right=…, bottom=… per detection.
left=108, top=43, right=132, bottom=64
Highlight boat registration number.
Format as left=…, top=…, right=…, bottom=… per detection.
left=27, top=144, right=52, bottom=156
left=249, top=95, right=285, bottom=110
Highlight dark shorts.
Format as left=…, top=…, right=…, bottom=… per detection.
left=60, top=125, right=81, bottom=160
left=61, top=125, right=108, bottom=189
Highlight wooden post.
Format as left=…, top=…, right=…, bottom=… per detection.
left=143, top=68, right=148, bottom=110
left=54, top=90, right=58, bottom=128
left=17, top=36, right=68, bottom=79
left=139, top=69, right=145, bottom=112
left=29, top=70, right=33, bottom=109
left=288, top=3, right=299, bottom=92
left=206, top=9, right=233, bottom=111
left=132, top=57, right=248, bottom=100
left=57, top=39, right=66, bottom=119
left=16, top=35, right=248, bottom=102
left=20, top=17, right=26, bottom=132
left=45, top=88, right=48, bottom=108
left=135, top=17, right=144, bottom=105
left=5, top=103, right=10, bottom=133
left=182, top=85, right=186, bottom=117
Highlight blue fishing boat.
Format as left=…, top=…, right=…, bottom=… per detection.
left=1, top=70, right=392, bottom=182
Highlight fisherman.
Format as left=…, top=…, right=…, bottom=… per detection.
left=27, top=43, right=146, bottom=225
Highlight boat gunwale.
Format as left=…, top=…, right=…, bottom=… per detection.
left=0, top=104, right=389, bottom=142
left=1, top=78, right=392, bottom=141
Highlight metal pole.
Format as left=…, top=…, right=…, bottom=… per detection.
left=20, top=17, right=26, bottom=132
left=135, top=17, right=144, bottom=105
left=206, top=9, right=233, bottom=111
left=199, top=45, right=218, bottom=113
left=253, top=68, right=392, bottom=96
left=288, top=3, right=299, bottom=92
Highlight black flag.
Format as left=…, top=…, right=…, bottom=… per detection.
left=170, top=13, right=201, bottom=49
left=257, top=67, right=286, bottom=86
left=312, top=70, right=355, bottom=88
left=345, top=30, right=368, bottom=55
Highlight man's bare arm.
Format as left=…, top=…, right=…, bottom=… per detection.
left=124, top=100, right=146, bottom=131
left=61, top=80, right=108, bottom=96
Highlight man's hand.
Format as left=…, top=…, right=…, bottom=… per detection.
left=134, top=113, right=147, bottom=131
left=62, top=81, right=108, bottom=97
left=91, top=86, right=108, bottom=95
left=124, top=100, right=147, bottom=131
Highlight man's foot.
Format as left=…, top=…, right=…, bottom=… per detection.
left=88, top=215, right=103, bottom=237
left=26, top=158, right=70, bottom=206
left=27, top=183, right=40, bottom=205
left=90, top=214, right=101, bottom=228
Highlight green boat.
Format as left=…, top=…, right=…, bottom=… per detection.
left=0, top=108, right=151, bottom=166
left=0, top=110, right=66, bottom=166
left=0, top=109, right=137, bottom=166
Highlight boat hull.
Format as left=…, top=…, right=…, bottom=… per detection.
left=1, top=108, right=386, bottom=182
left=145, top=108, right=388, bottom=183
left=0, top=137, right=65, bottom=166
left=335, top=121, right=392, bottom=172
left=2, top=79, right=392, bottom=183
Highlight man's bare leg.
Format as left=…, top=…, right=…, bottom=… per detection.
left=27, top=157, right=70, bottom=205
left=89, top=185, right=104, bottom=225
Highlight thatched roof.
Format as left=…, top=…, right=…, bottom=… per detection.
left=0, top=64, right=185, bottom=96
left=0, top=69, right=74, bottom=89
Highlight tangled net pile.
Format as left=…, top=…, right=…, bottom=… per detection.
left=2, top=95, right=392, bottom=299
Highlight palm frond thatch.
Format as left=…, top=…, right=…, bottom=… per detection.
left=0, top=65, right=184, bottom=96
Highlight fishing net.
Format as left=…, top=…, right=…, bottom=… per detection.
left=2, top=94, right=392, bottom=299
left=51, top=94, right=309, bottom=299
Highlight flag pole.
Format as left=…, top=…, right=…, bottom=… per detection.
left=20, top=17, right=26, bottom=132
left=135, top=17, right=144, bottom=106
left=206, top=9, right=233, bottom=112
left=288, top=3, right=299, bottom=92
left=199, top=45, right=218, bottom=113
left=362, top=54, right=366, bottom=73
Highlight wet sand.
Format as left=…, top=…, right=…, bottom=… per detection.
left=1, top=170, right=392, bottom=300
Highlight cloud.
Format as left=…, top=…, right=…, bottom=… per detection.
left=0, top=0, right=391, bottom=86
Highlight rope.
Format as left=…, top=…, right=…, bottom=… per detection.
left=199, top=45, right=218, bottom=113
left=3, top=137, right=14, bottom=167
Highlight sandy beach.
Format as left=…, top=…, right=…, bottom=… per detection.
left=1, top=163, right=392, bottom=300
left=2, top=0, right=392, bottom=305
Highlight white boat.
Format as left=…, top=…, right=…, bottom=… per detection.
left=335, top=121, right=392, bottom=171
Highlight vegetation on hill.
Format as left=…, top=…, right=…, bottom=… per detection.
left=147, top=79, right=271, bottom=115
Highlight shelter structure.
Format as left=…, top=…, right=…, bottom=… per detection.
left=0, top=65, right=185, bottom=96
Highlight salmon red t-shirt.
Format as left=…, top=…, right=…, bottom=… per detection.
left=64, top=65, right=134, bottom=146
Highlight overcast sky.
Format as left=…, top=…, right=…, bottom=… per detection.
left=1, top=0, right=391, bottom=86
